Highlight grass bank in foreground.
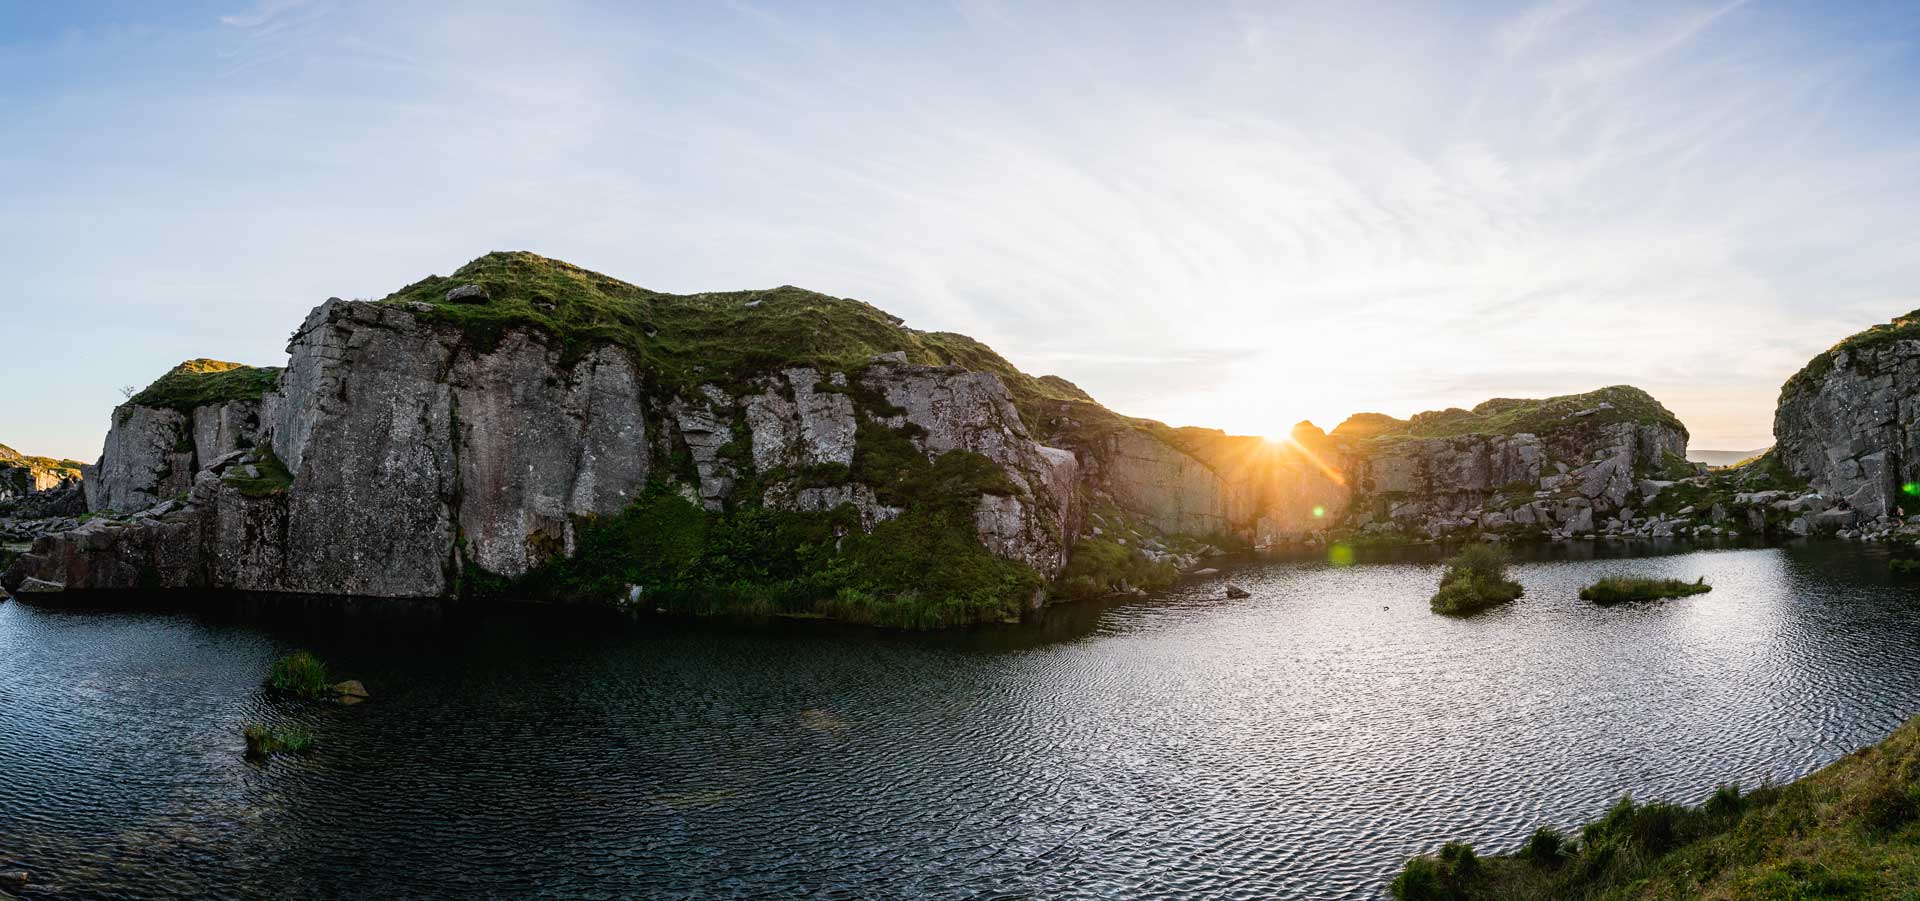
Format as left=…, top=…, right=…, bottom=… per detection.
left=1391, top=716, right=1920, bottom=900
left=1430, top=544, right=1523, bottom=615
left=1579, top=577, right=1712, bottom=605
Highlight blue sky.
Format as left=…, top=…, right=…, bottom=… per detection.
left=5, top=1, right=1920, bottom=459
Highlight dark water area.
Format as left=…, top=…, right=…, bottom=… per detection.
left=4, top=541, right=1920, bottom=899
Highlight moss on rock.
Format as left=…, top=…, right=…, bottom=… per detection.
left=127, top=359, right=282, bottom=414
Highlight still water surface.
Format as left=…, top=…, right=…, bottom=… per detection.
left=3, top=542, right=1919, bottom=899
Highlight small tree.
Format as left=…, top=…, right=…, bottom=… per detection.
left=1430, top=543, right=1523, bottom=615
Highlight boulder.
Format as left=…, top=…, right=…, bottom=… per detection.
left=1224, top=583, right=1251, bottom=599
left=444, top=284, right=489, bottom=303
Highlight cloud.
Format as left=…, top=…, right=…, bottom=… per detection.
left=3, top=2, right=1918, bottom=457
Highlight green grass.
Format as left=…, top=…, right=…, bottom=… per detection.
left=498, top=479, right=1038, bottom=629
left=1357, top=386, right=1686, bottom=443
left=1781, top=307, right=1920, bottom=400
left=242, top=724, right=315, bottom=759
left=265, top=651, right=332, bottom=700
left=126, top=359, right=282, bottom=414
left=1053, top=536, right=1180, bottom=601
left=0, top=442, right=84, bottom=478
left=1390, top=716, right=1920, bottom=899
left=1580, top=576, right=1711, bottom=604
left=223, top=448, right=295, bottom=498
left=1430, top=544, right=1524, bottom=615
left=375, top=252, right=1180, bottom=456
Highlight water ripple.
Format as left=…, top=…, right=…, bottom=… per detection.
left=3, top=542, right=1919, bottom=899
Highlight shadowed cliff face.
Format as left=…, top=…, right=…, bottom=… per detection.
left=6, top=283, right=1085, bottom=613
left=1774, top=317, right=1920, bottom=518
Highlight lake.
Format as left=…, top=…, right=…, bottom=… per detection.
left=3, top=541, right=1917, bottom=899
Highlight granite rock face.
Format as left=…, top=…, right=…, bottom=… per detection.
left=1342, top=419, right=1689, bottom=540
left=1774, top=339, right=1920, bottom=518
left=8, top=299, right=1082, bottom=599
left=83, top=399, right=264, bottom=515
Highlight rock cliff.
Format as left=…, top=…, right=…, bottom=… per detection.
left=8, top=254, right=1124, bottom=624
left=0, top=444, right=86, bottom=522
left=1333, top=387, right=1693, bottom=541
left=19, top=251, right=1835, bottom=621
left=1774, top=311, right=1920, bottom=519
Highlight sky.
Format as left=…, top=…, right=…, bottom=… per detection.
left=5, top=0, right=1920, bottom=460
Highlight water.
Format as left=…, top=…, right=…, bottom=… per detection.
left=3, top=542, right=1919, bottom=899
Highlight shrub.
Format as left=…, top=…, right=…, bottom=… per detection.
left=1518, top=826, right=1566, bottom=865
left=1430, top=544, right=1523, bottom=615
left=266, top=651, right=332, bottom=700
left=1580, top=576, right=1711, bottom=604
left=1705, top=783, right=1744, bottom=818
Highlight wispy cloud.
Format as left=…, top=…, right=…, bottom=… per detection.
left=3, top=1, right=1918, bottom=457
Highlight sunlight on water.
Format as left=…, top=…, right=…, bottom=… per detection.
left=1, top=543, right=1917, bottom=899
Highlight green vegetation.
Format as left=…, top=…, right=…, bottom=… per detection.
left=1430, top=544, right=1523, bottom=615
left=1054, top=536, right=1179, bottom=601
left=1391, top=715, right=1920, bottom=899
left=1718, top=448, right=1806, bottom=492
left=243, top=724, right=315, bottom=759
left=380, top=252, right=1088, bottom=421
left=1356, top=386, right=1686, bottom=443
left=223, top=449, right=295, bottom=498
left=1580, top=577, right=1711, bottom=604
left=126, top=359, right=282, bottom=414
left=498, top=418, right=1040, bottom=629
left=376, top=252, right=1187, bottom=460
left=265, top=651, right=332, bottom=701
left=1782, top=308, right=1920, bottom=399
left=0, top=441, right=84, bottom=480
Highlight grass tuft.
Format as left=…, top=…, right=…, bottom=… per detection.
left=265, top=651, right=332, bottom=700
left=243, top=724, right=315, bottom=759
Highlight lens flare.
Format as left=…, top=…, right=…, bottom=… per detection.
left=1328, top=543, right=1354, bottom=567
left=1312, top=505, right=1326, bottom=518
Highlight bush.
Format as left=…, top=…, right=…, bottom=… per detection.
left=266, top=651, right=332, bottom=700
left=243, top=724, right=315, bottom=759
left=1580, top=576, right=1711, bottom=604
left=1430, top=544, right=1523, bottom=615
left=1518, top=826, right=1566, bottom=865
left=1704, top=783, right=1744, bottom=818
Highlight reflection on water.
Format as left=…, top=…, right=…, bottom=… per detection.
left=2, top=541, right=1918, bottom=899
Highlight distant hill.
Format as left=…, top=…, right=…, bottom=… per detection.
left=1688, top=447, right=1769, bottom=467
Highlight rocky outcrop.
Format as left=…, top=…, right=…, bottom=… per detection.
left=7, top=293, right=1080, bottom=602
left=1774, top=331, right=1920, bottom=518
left=84, top=399, right=265, bottom=514
left=1, top=251, right=1766, bottom=617
left=1336, top=392, right=1692, bottom=541
left=0, top=444, right=86, bottom=521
